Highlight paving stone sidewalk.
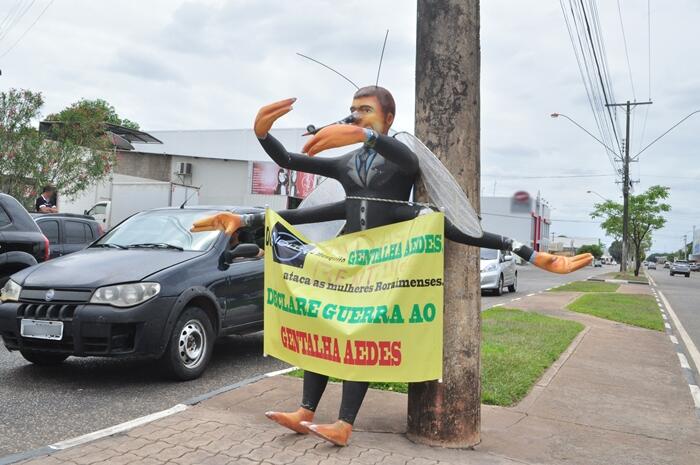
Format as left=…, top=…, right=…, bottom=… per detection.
left=11, top=288, right=700, bottom=465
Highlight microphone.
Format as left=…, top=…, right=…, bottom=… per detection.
left=304, top=112, right=359, bottom=136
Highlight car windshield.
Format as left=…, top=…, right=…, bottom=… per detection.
left=675, top=261, right=688, bottom=264
left=94, top=209, right=224, bottom=252
left=480, top=248, right=498, bottom=260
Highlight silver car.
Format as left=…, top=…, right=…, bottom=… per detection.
left=480, top=248, right=517, bottom=295
left=670, top=260, right=691, bottom=278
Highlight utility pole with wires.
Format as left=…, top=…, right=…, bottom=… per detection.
left=605, top=100, right=652, bottom=272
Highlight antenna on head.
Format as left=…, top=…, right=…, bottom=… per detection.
left=375, top=29, right=389, bottom=87
left=296, top=52, right=360, bottom=90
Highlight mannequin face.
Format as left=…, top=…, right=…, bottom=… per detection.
left=350, top=95, right=394, bottom=135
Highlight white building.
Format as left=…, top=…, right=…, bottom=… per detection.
left=480, top=192, right=551, bottom=252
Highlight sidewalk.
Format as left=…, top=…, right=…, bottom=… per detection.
left=11, top=287, right=700, bottom=465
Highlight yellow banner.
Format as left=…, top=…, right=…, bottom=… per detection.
left=263, top=209, right=444, bottom=382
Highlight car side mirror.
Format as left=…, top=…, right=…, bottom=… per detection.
left=220, top=243, right=261, bottom=270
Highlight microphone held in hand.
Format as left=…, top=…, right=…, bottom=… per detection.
left=304, top=112, right=359, bottom=136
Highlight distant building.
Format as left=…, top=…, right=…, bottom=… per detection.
left=549, top=235, right=603, bottom=256
left=480, top=192, right=551, bottom=252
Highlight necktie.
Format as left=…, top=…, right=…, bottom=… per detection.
left=358, top=150, right=371, bottom=185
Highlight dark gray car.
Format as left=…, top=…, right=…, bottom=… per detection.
left=31, top=213, right=104, bottom=259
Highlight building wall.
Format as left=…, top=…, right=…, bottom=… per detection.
left=170, top=156, right=287, bottom=210
left=480, top=197, right=535, bottom=248
left=115, top=151, right=172, bottom=181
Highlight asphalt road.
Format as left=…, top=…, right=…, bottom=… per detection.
left=481, top=262, right=612, bottom=308
left=646, top=267, right=700, bottom=374
left=0, top=263, right=610, bottom=457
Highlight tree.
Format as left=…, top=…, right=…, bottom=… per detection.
left=609, top=240, right=622, bottom=263
left=0, top=89, right=137, bottom=209
left=577, top=244, right=603, bottom=259
left=591, top=185, right=671, bottom=276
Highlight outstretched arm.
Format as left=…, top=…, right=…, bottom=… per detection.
left=444, top=219, right=592, bottom=274
left=255, top=98, right=340, bottom=178
left=391, top=205, right=592, bottom=274
left=302, top=127, right=419, bottom=176
left=191, top=201, right=346, bottom=235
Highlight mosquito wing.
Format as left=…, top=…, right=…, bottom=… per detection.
left=293, top=177, right=347, bottom=242
left=394, top=131, right=483, bottom=238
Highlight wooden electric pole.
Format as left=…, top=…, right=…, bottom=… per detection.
left=407, top=0, right=481, bottom=447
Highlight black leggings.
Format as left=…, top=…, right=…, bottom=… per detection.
left=300, top=371, right=369, bottom=425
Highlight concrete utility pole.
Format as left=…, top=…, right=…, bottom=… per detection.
left=605, top=100, right=652, bottom=272
left=408, top=0, right=481, bottom=447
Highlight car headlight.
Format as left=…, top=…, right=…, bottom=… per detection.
left=0, top=279, right=22, bottom=302
left=481, top=263, right=498, bottom=273
left=90, top=282, right=161, bottom=307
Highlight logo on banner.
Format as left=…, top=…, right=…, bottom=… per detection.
left=267, top=222, right=315, bottom=269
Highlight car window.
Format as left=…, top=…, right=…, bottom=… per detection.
left=88, top=204, right=107, bottom=216
left=84, top=223, right=94, bottom=240
left=65, top=220, right=88, bottom=244
left=480, top=248, right=498, bottom=260
left=38, top=220, right=60, bottom=244
left=0, top=206, right=11, bottom=227
left=96, top=209, right=225, bottom=252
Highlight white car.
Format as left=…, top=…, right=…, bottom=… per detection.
left=480, top=248, right=517, bottom=295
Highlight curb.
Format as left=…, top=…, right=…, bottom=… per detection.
left=586, top=277, right=649, bottom=285
left=0, top=366, right=297, bottom=465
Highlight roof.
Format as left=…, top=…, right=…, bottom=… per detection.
left=136, top=128, right=353, bottom=162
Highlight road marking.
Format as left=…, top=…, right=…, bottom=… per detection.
left=658, top=290, right=700, bottom=375
left=264, top=367, right=298, bottom=377
left=493, top=303, right=504, bottom=307
left=665, top=323, right=672, bottom=329
left=690, top=385, right=700, bottom=408
left=662, top=314, right=668, bottom=321
left=512, top=297, right=522, bottom=301
left=678, top=353, right=691, bottom=370
left=670, top=335, right=679, bottom=344
left=545, top=288, right=552, bottom=291
left=50, top=404, right=188, bottom=450
left=527, top=293, right=535, bottom=297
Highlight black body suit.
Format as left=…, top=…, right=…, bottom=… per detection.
left=254, top=132, right=534, bottom=424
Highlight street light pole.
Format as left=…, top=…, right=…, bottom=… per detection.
left=586, top=190, right=610, bottom=202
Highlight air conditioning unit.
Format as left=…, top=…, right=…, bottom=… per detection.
left=176, top=162, right=192, bottom=176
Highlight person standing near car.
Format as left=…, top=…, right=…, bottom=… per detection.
left=35, top=185, right=58, bottom=213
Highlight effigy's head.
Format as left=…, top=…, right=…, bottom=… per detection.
left=351, top=86, right=395, bottom=135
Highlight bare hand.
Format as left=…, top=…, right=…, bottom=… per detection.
left=254, top=98, right=296, bottom=138
left=533, top=252, right=593, bottom=274
left=191, top=212, right=242, bottom=235
left=302, top=124, right=366, bottom=156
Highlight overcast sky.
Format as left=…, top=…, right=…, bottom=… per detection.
left=1, top=0, right=698, bottom=253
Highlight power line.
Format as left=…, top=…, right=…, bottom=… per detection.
left=0, top=0, right=54, bottom=59
left=0, top=0, right=36, bottom=45
left=482, top=173, right=614, bottom=179
left=615, top=0, right=636, bottom=100
left=562, top=0, right=621, bottom=177
left=579, top=0, right=624, bottom=154
left=0, top=0, right=24, bottom=36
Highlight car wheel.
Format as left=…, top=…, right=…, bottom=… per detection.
left=20, top=350, right=69, bottom=365
left=670, top=272, right=674, bottom=276
left=162, top=306, right=214, bottom=381
left=494, top=275, right=503, bottom=296
left=508, top=273, right=517, bottom=293
left=686, top=273, right=690, bottom=278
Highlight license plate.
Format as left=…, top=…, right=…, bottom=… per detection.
left=20, top=319, right=64, bottom=340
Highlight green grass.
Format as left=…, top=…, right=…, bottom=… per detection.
left=288, top=307, right=584, bottom=406
left=610, top=272, right=648, bottom=283
left=567, top=293, right=663, bottom=331
left=550, top=281, right=620, bottom=292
